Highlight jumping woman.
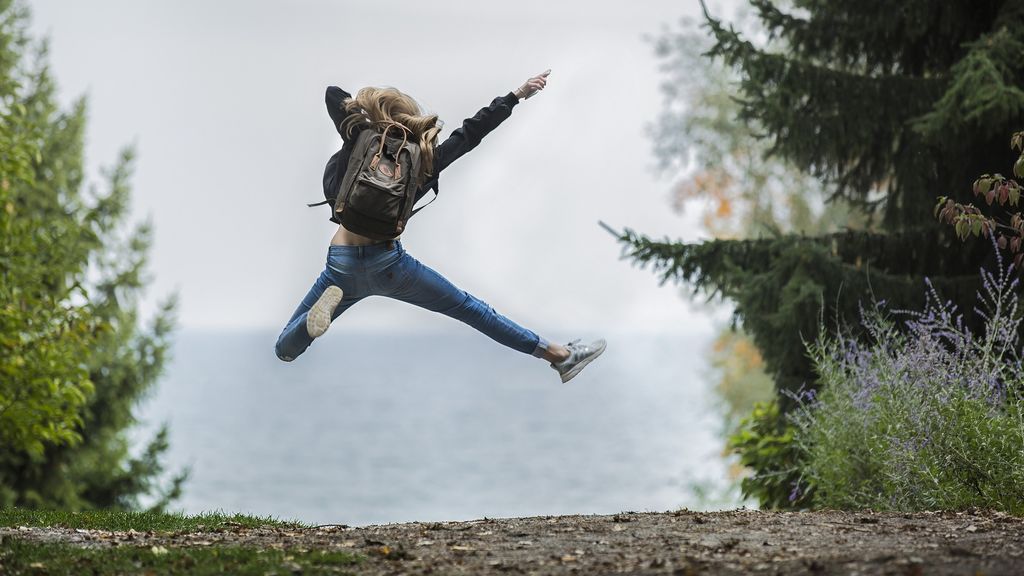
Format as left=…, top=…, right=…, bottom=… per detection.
left=274, top=70, right=605, bottom=383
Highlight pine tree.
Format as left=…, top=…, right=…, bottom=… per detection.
left=0, top=1, right=184, bottom=509
left=615, top=0, right=1024, bottom=404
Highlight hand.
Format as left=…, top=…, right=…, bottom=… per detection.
left=514, top=69, right=551, bottom=101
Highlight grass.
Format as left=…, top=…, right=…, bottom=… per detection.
left=0, top=508, right=305, bottom=532
left=0, top=539, right=361, bottom=576
left=0, top=509, right=362, bottom=575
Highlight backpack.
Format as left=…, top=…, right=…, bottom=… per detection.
left=331, top=122, right=422, bottom=241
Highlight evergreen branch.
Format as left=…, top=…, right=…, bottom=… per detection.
left=913, top=27, right=1024, bottom=141
left=741, top=0, right=1006, bottom=76
left=698, top=0, right=945, bottom=209
left=611, top=227, right=983, bottom=290
left=606, top=227, right=985, bottom=398
left=748, top=0, right=804, bottom=41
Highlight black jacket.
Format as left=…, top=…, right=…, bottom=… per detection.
left=322, top=86, right=520, bottom=221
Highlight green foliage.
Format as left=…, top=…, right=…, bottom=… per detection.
left=914, top=25, right=1024, bottom=142
left=0, top=218, right=96, bottom=458
left=0, top=539, right=361, bottom=576
left=0, top=0, right=93, bottom=459
left=791, top=260, right=1024, bottom=513
left=0, top=508, right=303, bottom=532
left=0, top=2, right=183, bottom=509
left=700, top=0, right=1024, bottom=229
left=726, top=401, right=809, bottom=508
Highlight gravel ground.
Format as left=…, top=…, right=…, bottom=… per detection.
left=4, top=509, right=1024, bottom=575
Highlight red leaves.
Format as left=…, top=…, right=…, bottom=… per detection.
left=942, top=131, right=1024, bottom=258
left=972, top=174, right=1022, bottom=207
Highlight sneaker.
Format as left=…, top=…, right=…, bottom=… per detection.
left=551, top=338, right=607, bottom=383
left=306, top=285, right=343, bottom=338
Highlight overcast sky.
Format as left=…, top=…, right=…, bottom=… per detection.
left=27, top=0, right=735, bottom=338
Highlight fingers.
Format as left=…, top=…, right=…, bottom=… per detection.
left=529, top=71, right=549, bottom=90
left=518, top=69, right=551, bottom=100
left=527, top=69, right=550, bottom=85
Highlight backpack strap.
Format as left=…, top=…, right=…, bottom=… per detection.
left=372, top=121, right=412, bottom=180
left=410, top=189, right=438, bottom=216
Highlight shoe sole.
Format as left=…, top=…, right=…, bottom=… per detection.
left=561, top=340, right=607, bottom=383
left=306, top=285, right=343, bottom=339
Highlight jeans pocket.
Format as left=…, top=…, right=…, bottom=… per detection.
left=376, top=254, right=416, bottom=294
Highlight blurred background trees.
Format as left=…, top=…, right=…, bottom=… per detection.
left=646, top=5, right=870, bottom=431
left=0, top=0, right=183, bottom=509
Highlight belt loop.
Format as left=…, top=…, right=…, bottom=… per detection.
left=387, top=240, right=395, bottom=251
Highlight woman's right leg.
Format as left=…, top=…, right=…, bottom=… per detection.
left=274, top=266, right=362, bottom=362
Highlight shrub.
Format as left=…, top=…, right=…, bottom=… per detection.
left=727, top=400, right=811, bottom=508
left=791, top=249, right=1024, bottom=513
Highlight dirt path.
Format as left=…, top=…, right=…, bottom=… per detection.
left=5, top=509, right=1024, bottom=575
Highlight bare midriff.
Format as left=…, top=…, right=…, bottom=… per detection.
left=330, top=224, right=396, bottom=246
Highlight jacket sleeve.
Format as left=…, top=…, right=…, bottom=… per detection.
left=432, top=92, right=520, bottom=175
left=326, top=86, right=364, bottom=143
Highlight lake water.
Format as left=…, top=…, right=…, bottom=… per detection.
left=135, top=329, right=731, bottom=526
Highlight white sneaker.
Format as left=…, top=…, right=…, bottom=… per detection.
left=306, top=285, right=343, bottom=338
left=551, top=338, right=607, bottom=383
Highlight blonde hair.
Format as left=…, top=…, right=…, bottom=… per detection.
left=341, top=87, right=442, bottom=185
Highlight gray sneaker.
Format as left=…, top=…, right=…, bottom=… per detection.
left=551, top=338, right=607, bottom=383
left=306, top=285, right=343, bottom=338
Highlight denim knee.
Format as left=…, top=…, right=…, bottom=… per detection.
left=449, top=295, right=491, bottom=323
left=274, top=333, right=297, bottom=362
left=274, top=345, right=295, bottom=362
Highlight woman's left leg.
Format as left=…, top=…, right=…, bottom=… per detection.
left=378, top=250, right=554, bottom=358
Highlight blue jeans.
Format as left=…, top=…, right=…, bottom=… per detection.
left=275, top=241, right=550, bottom=361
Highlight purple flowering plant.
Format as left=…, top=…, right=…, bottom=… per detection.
left=790, top=242, right=1024, bottom=513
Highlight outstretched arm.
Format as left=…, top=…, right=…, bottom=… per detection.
left=432, top=69, right=551, bottom=175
